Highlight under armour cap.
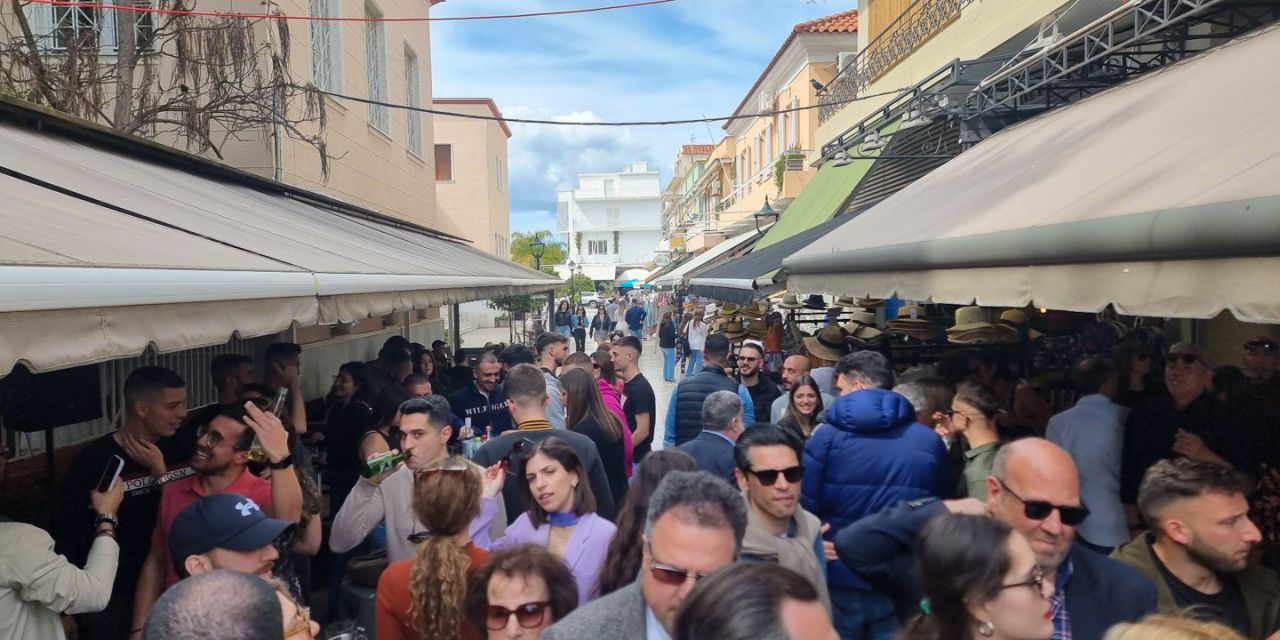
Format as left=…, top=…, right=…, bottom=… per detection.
left=168, top=493, right=293, bottom=571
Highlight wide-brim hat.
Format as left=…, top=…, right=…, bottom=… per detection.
left=721, top=321, right=747, bottom=339
left=845, top=309, right=877, bottom=325
left=832, top=296, right=859, bottom=309
left=857, top=297, right=886, bottom=308
left=842, top=323, right=883, bottom=340
left=746, top=318, right=768, bottom=337
left=718, top=303, right=740, bottom=317
left=777, top=293, right=803, bottom=309
left=948, top=327, right=1003, bottom=344
left=997, top=309, right=1044, bottom=340
left=949, top=306, right=995, bottom=333
left=803, top=325, right=848, bottom=362
left=802, top=294, right=828, bottom=310
left=893, top=305, right=933, bottom=324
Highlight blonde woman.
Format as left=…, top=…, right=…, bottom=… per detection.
left=1104, top=614, right=1246, bottom=640
left=376, top=457, right=495, bottom=640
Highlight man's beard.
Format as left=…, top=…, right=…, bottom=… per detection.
left=191, top=450, right=230, bottom=475
left=1186, top=535, right=1249, bottom=574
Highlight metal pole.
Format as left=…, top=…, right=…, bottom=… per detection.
left=450, top=303, right=462, bottom=354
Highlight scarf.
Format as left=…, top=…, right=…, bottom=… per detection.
left=740, top=496, right=831, bottom=613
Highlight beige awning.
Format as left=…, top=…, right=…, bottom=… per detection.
left=0, top=100, right=556, bottom=373
left=784, top=25, right=1280, bottom=323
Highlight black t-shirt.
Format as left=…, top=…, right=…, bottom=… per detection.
left=51, top=428, right=197, bottom=623
left=1151, top=546, right=1251, bottom=636
left=623, top=373, right=656, bottom=462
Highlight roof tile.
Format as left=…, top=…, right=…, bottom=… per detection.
left=795, top=8, right=859, bottom=34
left=681, top=144, right=716, bottom=155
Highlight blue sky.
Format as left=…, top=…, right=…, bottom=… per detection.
left=430, top=0, right=847, bottom=234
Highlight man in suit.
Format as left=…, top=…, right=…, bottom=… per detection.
left=836, top=438, right=1157, bottom=640
left=542, top=471, right=747, bottom=640
left=677, top=391, right=744, bottom=486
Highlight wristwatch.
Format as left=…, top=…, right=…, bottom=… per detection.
left=267, top=453, right=294, bottom=470
left=94, top=513, right=119, bottom=529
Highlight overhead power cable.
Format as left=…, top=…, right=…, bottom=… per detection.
left=18, top=0, right=677, bottom=22
left=319, top=87, right=912, bottom=127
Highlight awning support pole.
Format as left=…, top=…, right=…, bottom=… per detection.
left=450, top=303, right=462, bottom=353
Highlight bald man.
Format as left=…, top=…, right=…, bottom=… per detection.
left=834, top=438, right=1156, bottom=640
left=770, top=355, right=836, bottom=423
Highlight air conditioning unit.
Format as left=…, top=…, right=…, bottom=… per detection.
left=837, top=51, right=858, bottom=71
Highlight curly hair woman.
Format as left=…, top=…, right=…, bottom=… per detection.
left=376, top=456, right=490, bottom=640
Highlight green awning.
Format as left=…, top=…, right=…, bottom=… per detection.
left=752, top=119, right=901, bottom=252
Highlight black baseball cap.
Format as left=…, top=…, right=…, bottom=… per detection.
left=169, top=493, right=293, bottom=570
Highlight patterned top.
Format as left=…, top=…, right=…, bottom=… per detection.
left=1051, top=559, right=1075, bottom=639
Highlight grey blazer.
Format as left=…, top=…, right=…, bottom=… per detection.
left=542, top=582, right=649, bottom=640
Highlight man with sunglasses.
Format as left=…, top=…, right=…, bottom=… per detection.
left=836, top=438, right=1156, bottom=640
left=1121, top=343, right=1249, bottom=534
left=542, top=471, right=746, bottom=640
left=735, top=426, right=830, bottom=613
left=132, top=402, right=302, bottom=637
left=1243, top=336, right=1280, bottom=416
left=738, top=342, right=781, bottom=423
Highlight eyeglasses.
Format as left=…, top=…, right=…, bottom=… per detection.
left=738, top=356, right=760, bottom=363
left=996, top=478, right=1089, bottom=526
left=1166, top=353, right=1202, bottom=366
left=747, top=465, right=804, bottom=486
left=484, top=602, right=550, bottom=630
left=999, top=565, right=1046, bottom=596
left=647, top=544, right=710, bottom=586
left=195, top=424, right=247, bottom=451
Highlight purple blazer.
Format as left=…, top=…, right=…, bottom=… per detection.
left=498, top=511, right=617, bottom=603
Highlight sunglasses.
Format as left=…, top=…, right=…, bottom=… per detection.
left=502, top=437, right=537, bottom=476
left=999, top=564, right=1046, bottom=595
left=748, top=465, right=804, bottom=486
left=647, top=543, right=709, bottom=586
left=1166, top=353, right=1202, bottom=366
left=997, top=478, right=1089, bottom=526
left=485, top=602, right=550, bottom=631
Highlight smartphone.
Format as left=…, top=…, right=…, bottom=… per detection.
left=96, top=455, right=125, bottom=493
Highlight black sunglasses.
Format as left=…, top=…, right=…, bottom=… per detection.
left=502, top=437, right=537, bottom=476
left=997, top=478, right=1089, bottom=526
left=485, top=602, right=550, bottom=630
left=748, top=465, right=804, bottom=486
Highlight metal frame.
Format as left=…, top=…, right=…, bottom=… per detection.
left=820, top=58, right=967, bottom=160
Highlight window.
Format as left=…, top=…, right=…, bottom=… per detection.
left=309, top=0, right=341, bottom=92
left=603, top=180, right=615, bottom=198
left=435, top=145, right=453, bottom=181
left=405, top=48, right=422, bottom=156
left=607, top=207, right=620, bottom=226
left=765, top=124, right=774, bottom=164
left=776, top=111, right=785, bottom=153
left=495, top=156, right=504, bottom=192
left=587, top=240, right=608, bottom=255
left=28, top=0, right=157, bottom=51
left=365, top=1, right=389, bottom=133
left=790, top=97, right=799, bottom=148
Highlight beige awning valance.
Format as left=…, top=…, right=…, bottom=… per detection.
left=784, top=25, right=1280, bottom=323
left=0, top=100, right=557, bottom=373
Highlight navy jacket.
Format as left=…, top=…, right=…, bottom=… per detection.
left=836, top=498, right=1157, bottom=639
left=448, top=384, right=512, bottom=441
left=801, top=388, right=950, bottom=590
left=677, top=431, right=738, bottom=486
left=671, top=365, right=740, bottom=446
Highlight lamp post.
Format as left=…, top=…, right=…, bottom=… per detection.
left=567, top=260, right=578, bottom=304
left=530, top=237, right=547, bottom=335
left=753, top=196, right=779, bottom=234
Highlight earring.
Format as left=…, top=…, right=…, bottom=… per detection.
left=977, top=621, right=995, bottom=637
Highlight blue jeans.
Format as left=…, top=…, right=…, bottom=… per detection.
left=630, top=328, right=643, bottom=340
left=556, top=325, right=571, bottom=336
left=685, top=350, right=703, bottom=378
left=661, top=347, right=676, bottom=381
left=830, top=587, right=899, bottom=640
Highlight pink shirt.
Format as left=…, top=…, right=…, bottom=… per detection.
left=153, top=468, right=273, bottom=586
left=598, top=379, right=633, bottom=476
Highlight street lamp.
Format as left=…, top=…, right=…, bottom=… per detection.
left=567, top=260, right=578, bottom=303
left=530, top=238, right=546, bottom=271
left=753, top=196, right=779, bottom=233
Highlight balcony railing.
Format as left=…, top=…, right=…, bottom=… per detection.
left=817, top=0, right=973, bottom=125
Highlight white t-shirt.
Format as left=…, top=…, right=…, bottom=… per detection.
left=687, top=322, right=708, bottom=351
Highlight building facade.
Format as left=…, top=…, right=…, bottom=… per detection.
left=661, top=144, right=713, bottom=251
left=683, top=9, right=859, bottom=250
left=432, top=98, right=511, bottom=257
left=556, top=162, right=663, bottom=282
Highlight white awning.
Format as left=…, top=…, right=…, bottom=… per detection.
left=653, top=227, right=761, bottom=287
left=784, top=25, right=1280, bottom=323
left=0, top=101, right=556, bottom=373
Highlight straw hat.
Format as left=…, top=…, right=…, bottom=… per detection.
left=777, top=293, right=803, bottom=309
left=739, top=300, right=767, bottom=319
left=833, top=296, right=860, bottom=309
left=843, top=323, right=883, bottom=341
left=718, top=303, right=740, bottom=317
left=948, top=327, right=1003, bottom=345
left=803, top=325, right=849, bottom=362
left=892, top=304, right=933, bottom=324
left=802, top=294, right=828, bottom=310
left=997, top=309, right=1044, bottom=340
left=845, top=309, right=877, bottom=326
left=857, top=297, right=886, bottom=308
left=948, top=306, right=995, bottom=333
left=746, top=318, right=768, bottom=338
left=721, top=320, right=748, bottom=340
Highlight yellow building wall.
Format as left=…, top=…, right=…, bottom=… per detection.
left=433, top=101, right=510, bottom=256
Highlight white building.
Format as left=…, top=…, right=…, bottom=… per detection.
left=555, top=162, right=662, bottom=282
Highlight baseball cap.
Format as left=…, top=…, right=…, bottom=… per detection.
left=169, top=493, right=294, bottom=571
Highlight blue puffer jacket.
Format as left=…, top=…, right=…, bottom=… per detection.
left=801, top=388, right=951, bottom=590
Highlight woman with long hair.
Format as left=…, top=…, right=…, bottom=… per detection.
left=466, top=544, right=580, bottom=640
left=1113, top=339, right=1162, bottom=408
left=683, top=310, right=708, bottom=377
left=596, top=450, right=698, bottom=596
left=499, top=438, right=617, bottom=604
left=412, top=345, right=449, bottom=396
left=560, top=368, right=628, bottom=506
left=900, top=514, right=1053, bottom=640
left=777, top=374, right=824, bottom=442
left=588, top=350, right=633, bottom=477
left=658, top=311, right=678, bottom=383
left=359, top=384, right=411, bottom=462
left=554, top=301, right=572, bottom=338
left=591, top=307, right=611, bottom=345
left=376, top=457, right=491, bottom=640
left=325, top=361, right=380, bottom=511
left=572, top=305, right=589, bottom=353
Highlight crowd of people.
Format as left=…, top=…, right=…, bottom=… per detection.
left=1, top=299, right=1279, bottom=640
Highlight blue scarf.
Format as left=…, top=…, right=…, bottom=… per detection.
left=548, top=511, right=581, bottom=527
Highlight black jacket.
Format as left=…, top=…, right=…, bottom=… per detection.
left=741, top=377, right=781, bottom=424
left=1121, top=392, right=1246, bottom=504
left=571, top=415, right=629, bottom=508
left=672, top=365, right=739, bottom=446
left=835, top=498, right=1157, bottom=639
left=677, top=431, right=737, bottom=486
left=472, top=427, right=617, bottom=522
left=448, top=384, right=513, bottom=441
left=658, top=321, right=678, bottom=349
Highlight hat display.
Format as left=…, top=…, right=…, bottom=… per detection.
left=856, top=297, right=886, bottom=309
left=948, top=327, right=1003, bottom=345
left=886, top=304, right=940, bottom=341
left=996, top=309, right=1044, bottom=341
left=845, top=309, right=877, bottom=326
left=746, top=318, right=768, bottom=338
left=803, top=325, right=849, bottom=362
left=948, top=306, right=995, bottom=333
left=802, top=294, right=828, bottom=310
left=718, top=303, right=740, bottom=317
left=777, top=293, right=803, bottom=309
left=833, top=296, right=859, bottom=309
left=721, top=320, right=748, bottom=340
left=169, top=493, right=294, bottom=571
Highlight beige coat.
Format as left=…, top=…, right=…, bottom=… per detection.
left=0, top=521, right=118, bottom=640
